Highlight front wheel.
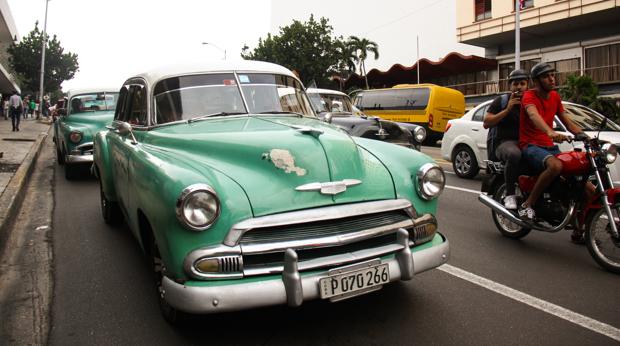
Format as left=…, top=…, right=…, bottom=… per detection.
left=585, top=203, right=620, bottom=274
left=491, top=184, right=531, bottom=239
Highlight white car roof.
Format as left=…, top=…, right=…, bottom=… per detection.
left=66, top=88, right=119, bottom=99
left=306, top=88, right=348, bottom=97
left=132, top=60, right=298, bottom=86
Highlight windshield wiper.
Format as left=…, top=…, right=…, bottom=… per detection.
left=187, top=112, right=247, bottom=123
left=257, top=111, right=305, bottom=117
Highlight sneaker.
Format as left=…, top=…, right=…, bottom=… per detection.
left=518, top=204, right=535, bottom=222
left=570, top=229, right=585, bottom=244
left=504, top=195, right=518, bottom=210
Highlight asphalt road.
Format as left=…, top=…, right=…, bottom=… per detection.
left=49, top=147, right=620, bottom=345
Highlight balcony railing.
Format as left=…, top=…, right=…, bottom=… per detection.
left=444, top=64, right=620, bottom=97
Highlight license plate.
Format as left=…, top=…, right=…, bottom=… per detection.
left=319, top=259, right=390, bottom=301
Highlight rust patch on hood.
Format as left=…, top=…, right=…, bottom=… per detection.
left=264, top=149, right=307, bottom=176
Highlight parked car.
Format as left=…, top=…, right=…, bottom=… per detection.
left=307, top=88, right=427, bottom=149
left=53, top=88, right=119, bottom=179
left=441, top=99, right=620, bottom=183
left=93, top=61, right=450, bottom=323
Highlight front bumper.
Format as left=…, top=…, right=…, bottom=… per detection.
left=162, top=232, right=449, bottom=314
left=66, top=154, right=93, bottom=164
left=66, top=142, right=94, bottom=164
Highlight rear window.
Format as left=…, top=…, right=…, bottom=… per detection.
left=358, top=88, right=430, bottom=111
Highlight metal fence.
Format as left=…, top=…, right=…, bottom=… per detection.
left=444, top=64, right=620, bottom=96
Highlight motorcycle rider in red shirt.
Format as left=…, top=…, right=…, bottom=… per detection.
left=518, top=63, right=594, bottom=241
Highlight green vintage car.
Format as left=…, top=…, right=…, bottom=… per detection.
left=53, top=88, right=119, bottom=179
left=93, top=61, right=450, bottom=323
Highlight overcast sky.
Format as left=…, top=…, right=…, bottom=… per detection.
left=8, top=0, right=483, bottom=91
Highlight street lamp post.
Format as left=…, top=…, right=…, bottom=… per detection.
left=202, top=42, right=227, bottom=60
left=38, top=0, right=50, bottom=119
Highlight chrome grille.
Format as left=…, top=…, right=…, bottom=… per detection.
left=219, top=256, right=241, bottom=273
left=239, top=210, right=411, bottom=244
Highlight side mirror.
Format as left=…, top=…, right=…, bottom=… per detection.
left=117, top=121, right=138, bottom=145
left=324, top=113, right=333, bottom=124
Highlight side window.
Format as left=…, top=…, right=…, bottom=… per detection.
left=114, top=86, right=130, bottom=122
left=472, top=105, right=488, bottom=122
left=127, top=85, right=147, bottom=126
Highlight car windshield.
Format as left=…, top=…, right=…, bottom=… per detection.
left=154, top=73, right=314, bottom=124
left=69, top=92, right=119, bottom=115
left=238, top=73, right=314, bottom=116
left=308, top=93, right=353, bottom=114
left=563, top=103, right=620, bottom=131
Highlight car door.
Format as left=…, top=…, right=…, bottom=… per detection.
left=470, top=103, right=490, bottom=163
left=109, top=82, right=148, bottom=220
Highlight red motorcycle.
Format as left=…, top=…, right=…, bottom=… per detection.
left=480, top=128, right=620, bottom=274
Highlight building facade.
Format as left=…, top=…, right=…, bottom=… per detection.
left=0, top=0, right=19, bottom=95
left=456, top=0, right=620, bottom=97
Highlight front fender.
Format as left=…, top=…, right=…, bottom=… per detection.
left=93, top=131, right=116, bottom=200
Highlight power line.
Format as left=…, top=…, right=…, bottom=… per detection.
left=361, top=0, right=450, bottom=36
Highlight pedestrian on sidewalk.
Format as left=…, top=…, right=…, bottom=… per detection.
left=22, top=96, right=28, bottom=119
left=29, top=98, right=35, bottom=118
left=9, top=91, right=22, bottom=131
left=2, top=97, right=8, bottom=120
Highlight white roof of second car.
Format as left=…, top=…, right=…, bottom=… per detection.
left=66, top=88, right=119, bottom=99
left=133, top=60, right=298, bottom=86
left=306, top=88, right=348, bottom=97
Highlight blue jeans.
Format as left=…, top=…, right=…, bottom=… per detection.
left=522, top=144, right=561, bottom=174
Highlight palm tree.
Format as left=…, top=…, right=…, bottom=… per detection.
left=348, top=36, right=380, bottom=89
left=333, top=40, right=357, bottom=90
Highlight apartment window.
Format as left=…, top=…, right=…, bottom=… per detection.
left=498, top=59, right=539, bottom=91
left=514, top=0, right=534, bottom=11
left=475, top=0, right=492, bottom=21
left=585, top=43, right=620, bottom=83
left=547, top=58, right=580, bottom=86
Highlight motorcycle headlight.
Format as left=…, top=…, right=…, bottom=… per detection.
left=69, top=130, right=83, bottom=144
left=416, top=163, right=445, bottom=200
left=601, top=143, right=617, bottom=164
left=176, top=184, right=220, bottom=231
left=413, top=126, right=426, bottom=143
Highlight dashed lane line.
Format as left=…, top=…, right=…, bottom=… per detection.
left=438, top=264, right=620, bottom=342
left=445, top=185, right=479, bottom=194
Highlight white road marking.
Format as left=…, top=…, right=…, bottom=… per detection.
left=445, top=185, right=479, bottom=194
left=438, top=264, right=620, bottom=342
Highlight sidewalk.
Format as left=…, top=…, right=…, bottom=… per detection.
left=0, top=115, right=51, bottom=249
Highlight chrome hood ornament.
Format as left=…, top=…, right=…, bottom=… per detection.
left=295, top=179, right=362, bottom=195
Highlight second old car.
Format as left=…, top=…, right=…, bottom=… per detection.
left=53, top=88, right=119, bottom=179
left=306, top=88, right=427, bottom=150
left=93, top=61, right=450, bottom=323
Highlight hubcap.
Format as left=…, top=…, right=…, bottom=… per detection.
left=455, top=151, right=471, bottom=174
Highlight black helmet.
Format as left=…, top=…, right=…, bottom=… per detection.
left=530, top=62, right=555, bottom=79
left=508, top=69, right=529, bottom=82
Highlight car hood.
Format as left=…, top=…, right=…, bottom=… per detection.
left=64, top=112, right=114, bottom=138
left=146, top=116, right=396, bottom=217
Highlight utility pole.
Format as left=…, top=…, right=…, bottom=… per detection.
left=515, top=0, right=521, bottom=70
left=38, top=0, right=50, bottom=119
left=416, top=35, right=420, bottom=84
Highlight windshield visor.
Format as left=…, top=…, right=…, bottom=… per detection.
left=69, top=92, right=119, bottom=115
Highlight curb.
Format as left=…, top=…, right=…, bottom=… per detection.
left=0, top=131, right=49, bottom=253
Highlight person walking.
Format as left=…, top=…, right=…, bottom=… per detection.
left=3, top=97, right=8, bottom=120
left=22, top=97, right=29, bottom=119
left=29, top=98, right=35, bottom=118
left=9, top=91, right=22, bottom=131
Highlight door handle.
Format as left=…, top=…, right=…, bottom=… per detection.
left=472, top=128, right=479, bottom=132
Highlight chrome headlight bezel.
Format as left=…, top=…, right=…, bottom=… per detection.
left=175, top=184, right=220, bottom=231
left=69, top=130, right=83, bottom=144
left=413, top=126, right=426, bottom=143
left=416, top=163, right=446, bottom=200
left=601, top=143, right=617, bottom=164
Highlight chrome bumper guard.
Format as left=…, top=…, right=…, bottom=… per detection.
left=66, top=142, right=94, bottom=164
left=163, top=231, right=449, bottom=314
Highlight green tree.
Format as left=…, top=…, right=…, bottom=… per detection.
left=348, top=36, right=379, bottom=90
left=242, top=15, right=368, bottom=89
left=560, top=74, right=619, bottom=120
left=7, top=22, right=79, bottom=95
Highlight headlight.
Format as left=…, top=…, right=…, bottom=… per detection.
left=413, top=126, right=426, bottom=143
left=416, top=163, right=446, bottom=200
left=601, top=143, right=617, bottom=164
left=69, top=130, right=83, bottom=143
left=176, top=184, right=220, bottom=231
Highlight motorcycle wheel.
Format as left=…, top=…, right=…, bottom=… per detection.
left=492, top=184, right=531, bottom=239
left=585, top=203, right=620, bottom=274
